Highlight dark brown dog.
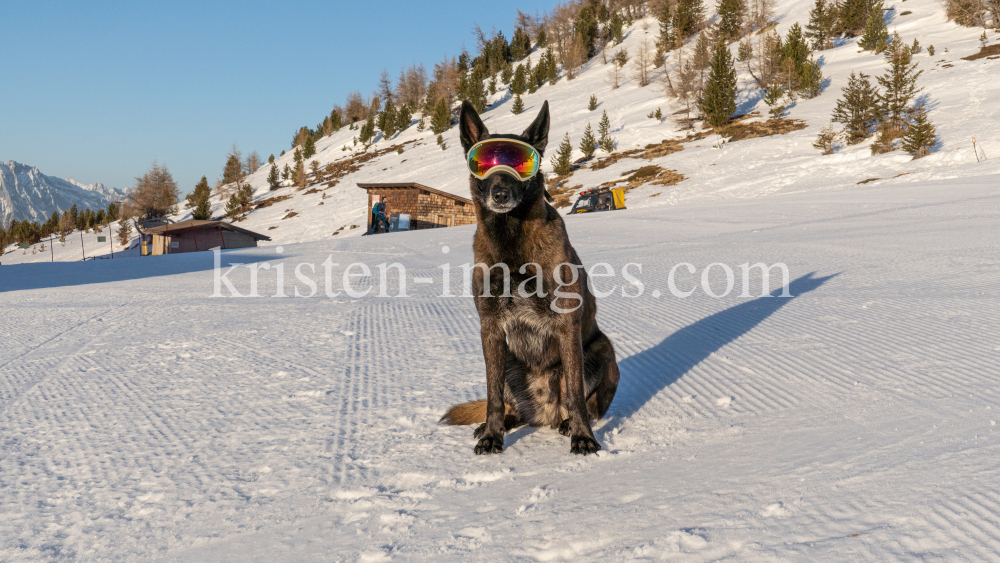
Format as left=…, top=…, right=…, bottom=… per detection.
left=440, top=100, right=621, bottom=455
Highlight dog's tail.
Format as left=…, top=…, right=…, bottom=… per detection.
left=439, top=399, right=488, bottom=425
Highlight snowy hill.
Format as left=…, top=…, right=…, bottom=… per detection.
left=3, top=0, right=996, bottom=265
left=0, top=161, right=124, bottom=227
left=164, top=0, right=998, bottom=250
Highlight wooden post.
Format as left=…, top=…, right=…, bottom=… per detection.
left=50, top=237, right=54, bottom=262
left=110, top=232, right=113, bottom=259
left=80, top=231, right=85, bottom=260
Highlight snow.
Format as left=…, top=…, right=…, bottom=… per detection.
left=3, top=174, right=999, bottom=560
left=3, top=0, right=1000, bottom=559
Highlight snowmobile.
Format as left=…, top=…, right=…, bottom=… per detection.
left=568, top=187, right=626, bottom=215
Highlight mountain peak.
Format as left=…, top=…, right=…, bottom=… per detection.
left=0, top=161, right=124, bottom=227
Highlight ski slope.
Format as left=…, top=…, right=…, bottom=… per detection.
left=2, top=172, right=999, bottom=561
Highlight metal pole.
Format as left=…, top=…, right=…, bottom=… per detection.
left=50, top=237, right=54, bottom=262
left=81, top=231, right=85, bottom=260
left=110, top=230, right=113, bottom=258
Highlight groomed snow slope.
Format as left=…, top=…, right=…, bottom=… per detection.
left=2, top=173, right=999, bottom=561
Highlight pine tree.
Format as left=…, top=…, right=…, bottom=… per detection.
left=467, top=64, right=488, bottom=111
left=812, top=124, right=840, bottom=154
left=718, top=0, right=746, bottom=42
left=900, top=103, right=937, bottom=158
left=858, top=2, right=889, bottom=52
left=831, top=71, right=880, bottom=144
left=282, top=163, right=291, bottom=181
left=501, top=62, right=514, bottom=83
left=838, top=0, right=876, bottom=36
left=870, top=121, right=895, bottom=154
left=608, top=12, right=625, bottom=45
left=268, top=154, right=275, bottom=164
left=511, top=27, right=532, bottom=60
left=589, top=94, right=598, bottom=111
left=783, top=23, right=810, bottom=72
left=806, top=0, right=839, bottom=50
left=303, top=135, right=316, bottom=159
left=674, top=0, right=706, bottom=44
left=395, top=103, right=413, bottom=133
left=551, top=132, right=574, bottom=175
left=575, top=5, right=600, bottom=58
left=598, top=110, right=615, bottom=152
left=359, top=111, right=377, bottom=145
left=116, top=218, right=132, bottom=247
left=184, top=176, right=213, bottom=220
left=379, top=98, right=398, bottom=139
left=799, top=57, right=824, bottom=98
left=222, top=151, right=243, bottom=185
left=511, top=94, right=525, bottom=115
left=526, top=58, right=539, bottom=93
left=655, top=1, right=674, bottom=57
left=431, top=98, right=451, bottom=134
left=546, top=48, right=559, bottom=85
left=580, top=123, right=598, bottom=158
left=702, top=40, right=738, bottom=127
left=877, top=32, right=922, bottom=140
left=267, top=163, right=280, bottom=191
left=764, top=82, right=785, bottom=119
left=511, top=63, right=528, bottom=95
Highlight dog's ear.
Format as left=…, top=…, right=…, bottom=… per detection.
left=520, top=100, right=549, bottom=155
left=459, top=101, right=489, bottom=153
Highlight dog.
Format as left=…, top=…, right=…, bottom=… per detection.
left=440, top=100, right=621, bottom=455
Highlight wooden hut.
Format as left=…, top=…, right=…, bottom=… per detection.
left=357, top=182, right=476, bottom=232
left=143, top=220, right=271, bottom=255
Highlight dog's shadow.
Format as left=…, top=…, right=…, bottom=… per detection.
left=504, top=272, right=836, bottom=450
left=605, top=272, right=838, bottom=424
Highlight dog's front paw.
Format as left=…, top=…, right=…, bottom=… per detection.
left=558, top=419, right=571, bottom=436
left=570, top=435, right=601, bottom=455
left=474, top=435, right=504, bottom=455
left=473, top=423, right=487, bottom=439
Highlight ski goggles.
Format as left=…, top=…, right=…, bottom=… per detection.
left=467, top=139, right=541, bottom=180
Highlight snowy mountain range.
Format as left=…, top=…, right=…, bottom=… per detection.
left=0, top=160, right=125, bottom=227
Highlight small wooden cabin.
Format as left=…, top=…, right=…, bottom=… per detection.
left=143, top=220, right=271, bottom=255
left=357, top=182, right=476, bottom=232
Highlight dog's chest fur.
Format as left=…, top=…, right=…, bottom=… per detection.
left=497, top=291, right=561, bottom=368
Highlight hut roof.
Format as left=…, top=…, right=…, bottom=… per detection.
left=143, top=220, right=272, bottom=241
left=356, top=182, right=472, bottom=205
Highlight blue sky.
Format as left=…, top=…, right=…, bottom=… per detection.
left=1, top=1, right=558, bottom=197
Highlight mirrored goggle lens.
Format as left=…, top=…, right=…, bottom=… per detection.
left=468, top=142, right=539, bottom=179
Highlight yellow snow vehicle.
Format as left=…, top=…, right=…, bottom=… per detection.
left=568, top=187, right=626, bottom=215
